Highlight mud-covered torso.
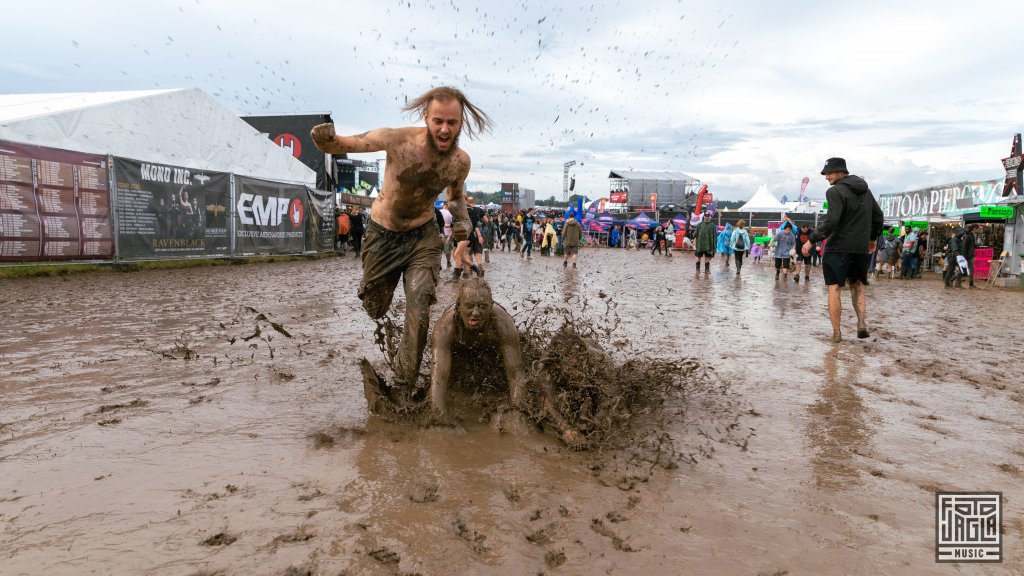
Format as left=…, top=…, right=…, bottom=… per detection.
left=373, top=133, right=469, bottom=231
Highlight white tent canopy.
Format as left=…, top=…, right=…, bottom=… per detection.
left=739, top=184, right=788, bottom=212
left=0, top=88, right=314, bottom=185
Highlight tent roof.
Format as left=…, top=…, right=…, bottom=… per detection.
left=0, top=88, right=314, bottom=185
left=738, top=184, right=788, bottom=211
left=608, top=170, right=699, bottom=181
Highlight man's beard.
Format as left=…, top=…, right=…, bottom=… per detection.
left=428, top=131, right=460, bottom=156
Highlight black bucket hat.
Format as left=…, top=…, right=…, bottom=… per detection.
left=820, top=157, right=848, bottom=175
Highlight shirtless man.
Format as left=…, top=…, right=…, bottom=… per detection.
left=429, top=279, right=585, bottom=448
left=311, top=86, right=491, bottom=400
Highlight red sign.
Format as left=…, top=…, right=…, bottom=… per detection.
left=610, top=191, right=627, bottom=203
left=289, top=198, right=304, bottom=227
left=274, top=133, right=302, bottom=159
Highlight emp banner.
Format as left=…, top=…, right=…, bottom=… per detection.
left=305, top=187, right=335, bottom=253
left=113, top=157, right=230, bottom=259
left=1, top=139, right=113, bottom=261
left=234, top=176, right=307, bottom=254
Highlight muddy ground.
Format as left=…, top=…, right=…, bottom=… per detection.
left=1, top=249, right=1023, bottom=575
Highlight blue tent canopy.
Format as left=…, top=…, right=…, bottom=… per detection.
left=626, top=212, right=659, bottom=230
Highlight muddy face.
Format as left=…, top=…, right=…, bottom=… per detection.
left=457, top=288, right=492, bottom=331
left=424, top=98, right=462, bottom=156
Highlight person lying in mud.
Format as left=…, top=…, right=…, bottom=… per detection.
left=428, top=279, right=585, bottom=449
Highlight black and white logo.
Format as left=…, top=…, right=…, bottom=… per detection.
left=936, top=492, right=1001, bottom=563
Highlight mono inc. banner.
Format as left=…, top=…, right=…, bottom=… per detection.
left=113, top=157, right=230, bottom=259
left=234, top=176, right=307, bottom=254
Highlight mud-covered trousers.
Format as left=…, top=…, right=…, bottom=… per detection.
left=358, top=218, right=442, bottom=387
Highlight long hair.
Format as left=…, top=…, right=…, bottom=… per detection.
left=403, top=86, right=492, bottom=140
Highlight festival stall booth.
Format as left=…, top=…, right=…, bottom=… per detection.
left=989, top=195, right=1024, bottom=285
left=877, top=178, right=1006, bottom=277
left=0, top=89, right=330, bottom=263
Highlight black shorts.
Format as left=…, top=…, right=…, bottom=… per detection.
left=774, top=257, right=789, bottom=269
left=795, top=253, right=812, bottom=265
left=822, top=251, right=871, bottom=287
left=695, top=250, right=713, bottom=258
left=469, top=233, right=483, bottom=254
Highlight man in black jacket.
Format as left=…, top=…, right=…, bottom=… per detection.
left=962, top=224, right=980, bottom=287
left=802, top=157, right=884, bottom=343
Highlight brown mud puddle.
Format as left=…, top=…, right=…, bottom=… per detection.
left=1, top=253, right=1023, bottom=575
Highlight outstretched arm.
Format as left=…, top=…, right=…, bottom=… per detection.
left=494, top=310, right=527, bottom=409
left=428, top=317, right=456, bottom=419
left=310, top=124, right=395, bottom=155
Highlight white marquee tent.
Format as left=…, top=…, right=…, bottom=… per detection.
left=0, top=88, right=314, bottom=184
left=738, top=184, right=787, bottom=212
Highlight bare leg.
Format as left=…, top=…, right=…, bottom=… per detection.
left=827, top=285, right=843, bottom=342
left=849, top=281, right=869, bottom=338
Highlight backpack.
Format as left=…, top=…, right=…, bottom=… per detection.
left=735, top=233, right=745, bottom=250
left=337, top=213, right=350, bottom=235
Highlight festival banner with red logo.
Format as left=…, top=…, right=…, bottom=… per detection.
left=241, top=114, right=334, bottom=190
left=234, top=175, right=307, bottom=254
left=609, top=191, right=627, bottom=204
left=0, top=140, right=113, bottom=261
left=113, top=157, right=230, bottom=259
left=305, top=186, right=335, bottom=253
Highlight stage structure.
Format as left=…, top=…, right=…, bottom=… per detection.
left=607, top=170, right=702, bottom=208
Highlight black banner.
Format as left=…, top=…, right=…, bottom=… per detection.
left=336, top=158, right=379, bottom=195
left=241, top=114, right=334, bottom=190
left=234, top=176, right=307, bottom=254
left=305, top=187, right=335, bottom=253
left=113, top=157, right=230, bottom=259
left=1, top=140, right=113, bottom=261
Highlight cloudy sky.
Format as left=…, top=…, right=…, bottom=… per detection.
left=2, top=0, right=1020, bottom=200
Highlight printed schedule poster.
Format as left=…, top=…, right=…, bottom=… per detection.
left=0, top=140, right=113, bottom=261
left=234, top=176, right=307, bottom=254
left=113, top=157, right=230, bottom=259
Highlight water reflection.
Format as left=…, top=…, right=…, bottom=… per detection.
left=805, top=344, right=873, bottom=490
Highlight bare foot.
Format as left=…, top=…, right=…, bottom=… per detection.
left=857, top=325, right=870, bottom=339
left=831, top=332, right=842, bottom=343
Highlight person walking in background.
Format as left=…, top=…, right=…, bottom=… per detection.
left=349, top=206, right=365, bottom=258
left=750, top=239, right=764, bottom=263
left=651, top=226, right=667, bottom=256
left=520, top=209, right=535, bottom=260
left=793, top=223, right=814, bottom=283
left=962, top=224, right=979, bottom=287
left=440, top=200, right=455, bottom=269
left=913, top=230, right=928, bottom=278
left=693, top=212, right=717, bottom=274
left=561, top=213, right=583, bottom=268
left=335, top=208, right=351, bottom=254
left=717, top=223, right=734, bottom=268
left=730, top=220, right=752, bottom=275
left=771, top=225, right=796, bottom=281
left=899, top=227, right=919, bottom=279
left=944, top=227, right=965, bottom=288
left=801, top=157, right=884, bottom=343
left=480, top=213, right=495, bottom=263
